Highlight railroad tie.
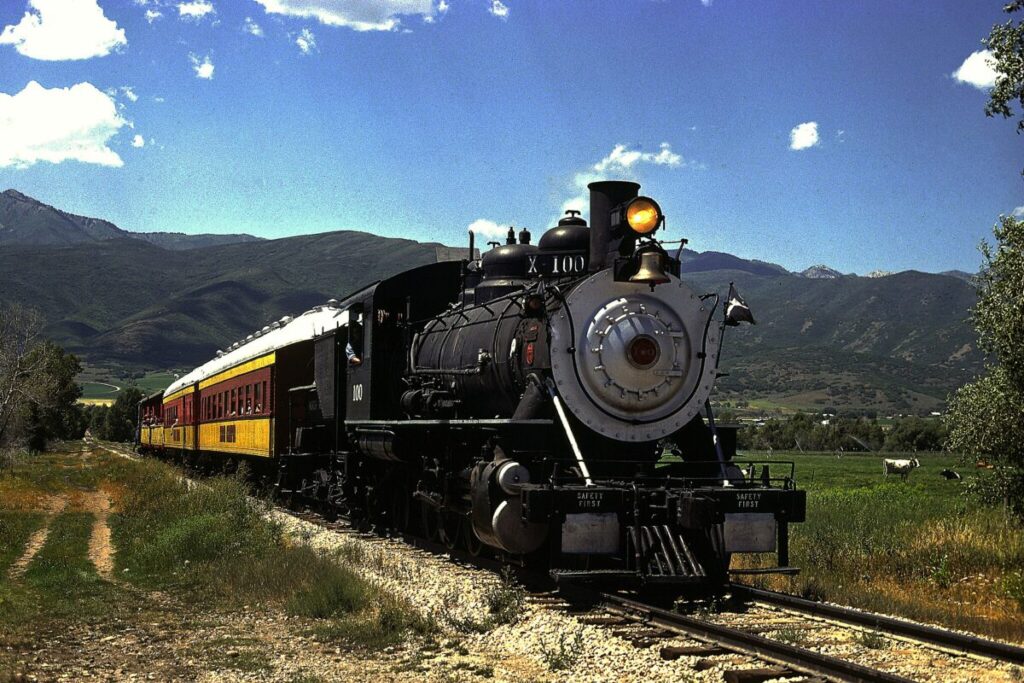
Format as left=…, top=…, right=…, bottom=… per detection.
left=613, top=628, right=673, bottom=639
left=696, top=656, right=748, bottom=671
left=724, top=667, right=800, bottom=683
left=577, top=614, right=631, bottom=626
left=745, top=622, right=823, bottom=635
left=527, top=596, right=566, bottom=606
left=660, top=644, right=732, bottom=660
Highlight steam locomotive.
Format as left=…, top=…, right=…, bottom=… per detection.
left=138, top=180, right=805, bottom=591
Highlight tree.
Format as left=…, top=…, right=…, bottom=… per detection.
left=884, top=416, right=947, bottom=453
left=103, top=386, right=143, bottom=443
left=973, top=216, right=1024, bottom=387
left=0, top=304, right=42, bottom=445
left=86, top=404, right=110, bottom=439
left=984, top=2, right=1024, bottom=137
left=21, top=341, right=84, bottom=444
left=947, top=216, right=1024, bottom=512
left=0, top=304, right=84, bottom=451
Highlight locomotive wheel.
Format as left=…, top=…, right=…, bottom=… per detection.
left=419, top=501, right=441, bottom=542
left=368, top=486, right=387, bottom=534
left=464, top=519, right=485, bottom=557
left=349, top=486, right=374, bottom=533
left=441, top=510, right=461, bottom=551
left=388, top=486, right=410, bottom=534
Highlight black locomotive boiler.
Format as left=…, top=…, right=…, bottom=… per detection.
left=140, top=180, right=805, bottom=591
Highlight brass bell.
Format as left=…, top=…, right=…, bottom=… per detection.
left=629, top=250, right=671, bottom=286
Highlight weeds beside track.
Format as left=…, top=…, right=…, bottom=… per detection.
left=733, top=451, right=1024, bottom=641
left=0, top=441, right=431, bottom=681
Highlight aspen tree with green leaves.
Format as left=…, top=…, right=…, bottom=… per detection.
left=945, top=3, right=1024, bottom=513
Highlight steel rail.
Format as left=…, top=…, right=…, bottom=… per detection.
left=731, top=583, right=1024, bottom=665
left=594, top=590, right=914, bottom=683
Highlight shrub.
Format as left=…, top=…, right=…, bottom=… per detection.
left=484, top=568, right=525, bottom=626
left=855, top=630, right=888, bottom=649
left=773, top=627, right=808, bottom=646
left=539, top=628, right=583, bottom=671
left=1002, top=571, right=1024, bottom=611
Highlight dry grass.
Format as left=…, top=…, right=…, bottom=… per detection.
left=735, top=451, right=1024, bottom=641
left=0, top=444, right=430, bottom=655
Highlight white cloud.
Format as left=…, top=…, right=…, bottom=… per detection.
left=423, top=0, right=446, bottom=22
left=953, top=49, right=998, bottom=90
left=593, top=142, right=682, bottom=173
left=145, top=9, right=163, bottom=22
left=252, top=0, right=435, bottom=32
left=558, top=195, right=587, bottom=218
left=1012, top=206, right=1024, bottom=218
left=0, top=81, right=127, bottom=168
left=189, top=53, right=214, bottom=79
left=243, top=16, right=264, bottom=36
left=0, top=0, right=126, bottom=61
left=700, top=0, right=712, bottom=6
left=789, top=121, right=819, bottom=151
left=489, top=0, right=509, bottom=19
left=121, top=86, right=138, bottom=102
left=560, top=142, right=689, bottom=219
left=178, top=1, right=215, bottom=20
left=467, top=218, right=514, bottom=240
left=296, top=27, right=317, bottom=54
left=131, top=134, right=145, bottom=148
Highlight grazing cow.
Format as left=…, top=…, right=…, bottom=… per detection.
left=940, top=469, right=962, bottom=480
left=883, top=457, right=920, bottom=481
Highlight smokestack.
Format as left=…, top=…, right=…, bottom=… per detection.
left=588, top=180, right=640, bottom=272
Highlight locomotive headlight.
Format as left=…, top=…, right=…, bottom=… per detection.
left=627, top=335, right=660, bottom=368
left=625, top=196, right=663, bottom=235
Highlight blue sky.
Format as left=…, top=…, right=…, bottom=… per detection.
left=0, top=0, right=1019, bottom=274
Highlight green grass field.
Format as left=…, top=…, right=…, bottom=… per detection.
left=132, top=371, right=177, bottom=396
left=77, top=369, right=178, bottom=403
left=765, top=449, right=959, bottom=488
left=735, top=450, right=1024, bottom=641
left=79, top=381, right=120, bottom=399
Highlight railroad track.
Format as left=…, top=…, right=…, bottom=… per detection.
left=110, top=442, right=1024, bottom=682
left=335, top=522, right=1024, bottom=681
left=589, top=590, right=911, bottom=683
left=281, top=505, right=1023, bottom=683
left=730, top=583, right=1024, bottom=667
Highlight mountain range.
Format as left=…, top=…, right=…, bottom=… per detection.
left=0, top=189, right=262, bottom=251
left=0, top=189, right=983, bottom=414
